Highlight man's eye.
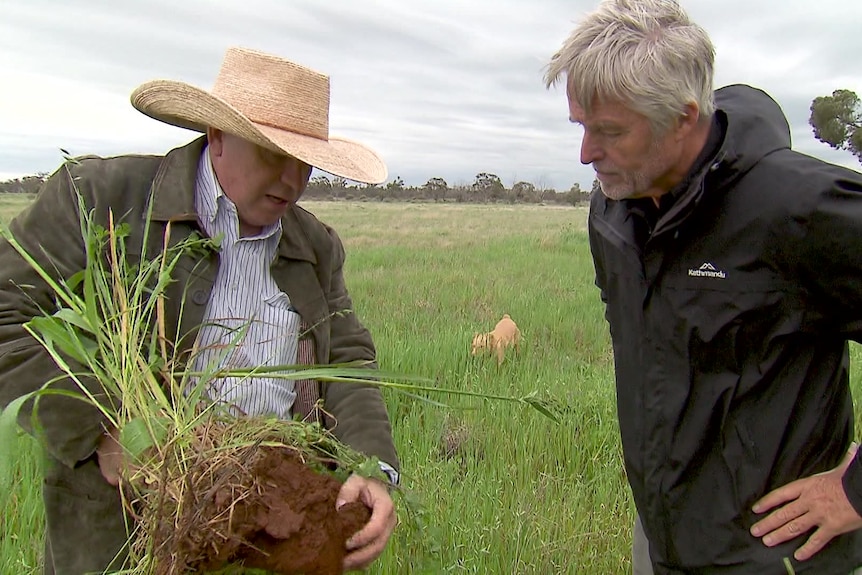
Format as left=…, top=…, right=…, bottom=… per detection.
left=258, top=146, right=287, bottom=166
left=262, top=151, right=282, bottom=164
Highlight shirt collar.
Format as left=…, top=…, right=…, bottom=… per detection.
left=195, top=145, right=220, bottom=227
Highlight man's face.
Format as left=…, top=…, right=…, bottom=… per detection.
left=567, top=90, right=683, bottom=201
left=208, top=130, right=312, bottom=236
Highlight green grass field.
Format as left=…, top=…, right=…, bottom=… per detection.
left=2, top=198, right=862, bottom=574
left=307, top=202, right=628, bottom=573
left=0, top=194, right=36, bottom=224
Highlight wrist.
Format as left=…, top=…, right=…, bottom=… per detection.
left=378, top=460, right=399, bottom=486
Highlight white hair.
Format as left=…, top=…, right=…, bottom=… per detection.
left=545, top=0, right=715, bottom=133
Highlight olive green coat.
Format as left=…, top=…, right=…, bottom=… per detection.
left=0, top=138, right=398, bottom=575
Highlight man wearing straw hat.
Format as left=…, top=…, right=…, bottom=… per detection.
left=0, top=47, right=399, bottom=574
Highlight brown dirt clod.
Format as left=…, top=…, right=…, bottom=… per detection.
left=150, top=446, right=370, bottom=575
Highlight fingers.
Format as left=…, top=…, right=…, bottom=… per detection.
left=751, top=504, right=812, bottom=547
left=338, top=475, right=397, bottom=571
left=751, top=444, right=858, bottom=516
left=95, top=427, right=123, bottom=486
left=751, top=480, right=803, bottom=515
left=755, top=510, right=846, bottom=562
left=793, top=526, right=830, bottom=562
left=343, top=531, right=390, bottom=571
left=346, top=480, right=395, bottom=550
left=750, top=447, right=862, bottom=562
left=336, top=474, right=364, bottom=509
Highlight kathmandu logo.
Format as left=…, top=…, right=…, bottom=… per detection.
left=688, top=262, right=727, bottom=279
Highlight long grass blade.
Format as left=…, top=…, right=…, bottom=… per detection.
left=0, top=394, right=33, bottom=487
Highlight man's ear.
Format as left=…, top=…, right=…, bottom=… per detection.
left=207, top=127, right=225, bottom=156
left=674, top=102, right=701, bottom=141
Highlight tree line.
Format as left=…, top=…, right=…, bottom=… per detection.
left=0, top=174, right=48, bottom=195
left=2, top=89, right=856, bottom=200
left=301, top=172, right=598, bottom=205
left=0, top=170, right=598, bottom=206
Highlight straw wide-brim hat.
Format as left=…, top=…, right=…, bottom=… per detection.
left=130, top=47, right=388, bottom=184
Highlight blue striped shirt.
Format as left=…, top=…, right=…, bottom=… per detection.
left=190, top=148, right=400, bottom=484
left=191, top=147, right=300, bottom=419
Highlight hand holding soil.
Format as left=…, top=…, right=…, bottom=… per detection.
left=338, top=474, right=398, bottom=571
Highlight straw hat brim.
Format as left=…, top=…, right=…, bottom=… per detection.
left=131, top=79, right=388, bottom=185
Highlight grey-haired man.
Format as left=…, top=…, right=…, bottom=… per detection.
left=546, top=1, right=862, bottom=573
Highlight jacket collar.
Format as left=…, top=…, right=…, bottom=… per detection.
left=609, top=113, right=727, bottom=242
left=148, top=136, right=317, bottom=264
left=149, top=137, right=204, bottom=223
left=278, top=207, right=318, bottom=264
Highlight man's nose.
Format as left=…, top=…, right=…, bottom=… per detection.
left=280, top=158, right=311, bottom=190
left=580, top=131, right=603, bottom=165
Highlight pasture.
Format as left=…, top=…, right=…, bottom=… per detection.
left=2, top=197, right=861, bottom=574
left=0, top=194, right=36, bottom=224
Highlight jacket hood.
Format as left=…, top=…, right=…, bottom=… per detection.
left=713, top=84, right=792, bottom=178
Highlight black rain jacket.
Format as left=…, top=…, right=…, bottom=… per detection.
left=589, top=84, right=862, bottom=574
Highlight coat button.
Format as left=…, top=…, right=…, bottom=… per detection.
left=192, top=289, right=210, bottom=305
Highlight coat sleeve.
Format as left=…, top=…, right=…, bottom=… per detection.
left=0, top=163, right=108, bottom=468
left=319, top=227, right=399, bottom=472
left=843, top=456, right=862, bottom=517
left=791, top=171, right=862, bottom=336
left=786, top=167, right=862, bottom=508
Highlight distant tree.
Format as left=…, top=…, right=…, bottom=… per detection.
left=330, top=176, right=348, bottom=199
left=591, top=178, right=602, bottom=195
left=350, top=182, right=378, bottom=201
left=309, top=174, right=331, bottom=188
left=451, top=183, right=471, bottom=203
left=809, top=89, right=862, bottom=163
left=423, top=177, right=448, bottom=202
left=385, top=176, right=404, bottom=190
left=511, top=181, right=538, bottom=203
left=381, top=176, right=403, bottom=201
left=563, top=183, right=590, bottom=206
left=534, top=175, right=552, bottom=195
left=0, top=173, right=48, bottom=194
left=303, top=174, right=332, bottom=199
left=472, top=172, right=504, bottom=202
left=540, top=188, right=559, bottom=204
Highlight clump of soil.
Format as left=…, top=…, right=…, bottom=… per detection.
left=134, top=424, right=371, bottom=575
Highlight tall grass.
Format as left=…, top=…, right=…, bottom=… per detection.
left=0, top=432, right=43, bottom=574
left=304, top=202, right=629, bottom=573
left=3, top=199, right=862, bottom=574
left=0, top=194, right=36, bottom=224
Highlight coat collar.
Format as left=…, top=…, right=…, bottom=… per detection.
left=148, top=136, right=317, bottom=264
left=277, top=206, right=318, bottom=264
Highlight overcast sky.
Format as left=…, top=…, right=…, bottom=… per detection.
left=1, top=0, right=860, bottom=191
